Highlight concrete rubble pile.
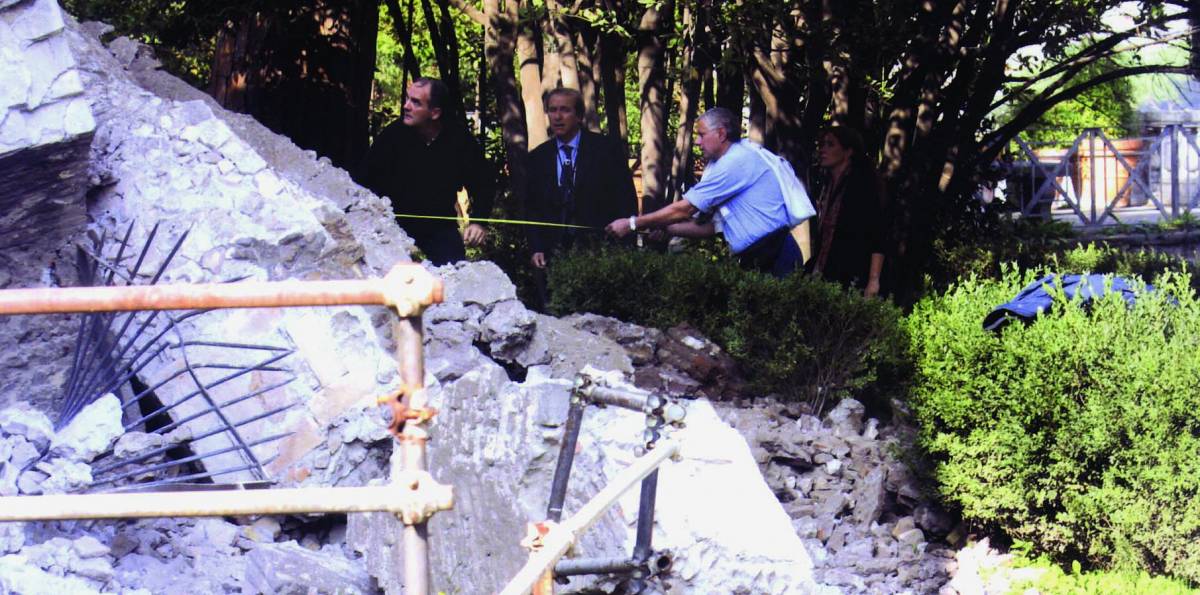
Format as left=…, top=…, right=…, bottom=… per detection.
left=0, top=1, right=997, bottom=594
left=0, top=399, right=374, bottom=595
left=720, top=398, right=963, bottom=594
left=0, top=0, right=97, bottom=415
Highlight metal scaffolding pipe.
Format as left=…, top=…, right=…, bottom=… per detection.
left=553, top=552, right=671, bottom=578
left=395, top=316, right=432, bottom=595
left=553, top=557, right=640, bottom=577
left=0, top=264, right=442, bottom=317
left=499, top=440, right=680, bottom=595
left=546, top=398, right=585, bottom=522
left=579, top=385, right=649, bottom=411
left=632, top=470, right=659, bottom=562
left=0, top=475, right=453, bottom=521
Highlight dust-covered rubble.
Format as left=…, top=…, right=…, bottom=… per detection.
left=0, top=401, right=375, bottom=594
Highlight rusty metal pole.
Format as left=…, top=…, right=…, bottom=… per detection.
left=0, top=480, right=453, bottom=521
left=0, top=264, right=448, bottom=594
left=0, top=264, right=442, bottom=317
left=395, top=316, right=431, bottom=595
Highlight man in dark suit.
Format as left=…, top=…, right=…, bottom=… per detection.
left=525, top=88, right=638, bottom=272
left=358, top=78, right=495, bottom=266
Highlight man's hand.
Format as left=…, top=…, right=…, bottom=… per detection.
left=531, top=252, right=547, bottom=268
left=864, top=278, right=881, bottom=298
left=463, top=223, right=488, bottom=246
left=605, top=218, right=633, bottom=239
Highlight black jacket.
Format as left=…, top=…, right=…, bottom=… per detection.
left=524, top=130, right=638, bottom=254
left=357, top=122, right=495, bottom=223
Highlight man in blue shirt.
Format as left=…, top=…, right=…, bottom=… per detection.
left=605, top=107, right=800, bottom=277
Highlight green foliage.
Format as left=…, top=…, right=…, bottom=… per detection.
left=373, top=1, right=485, bottom=127
left=926, top=213, right=1200, bottom=296
left=1003, top=553, right=1199, bottom=594
left=546, top=248, right=909, bottom=412
left=61, top=0, right=243, bottom=85
left=1014, top=58, right=1138, bottom=148
left=908, top=267, right=1200, bottom=583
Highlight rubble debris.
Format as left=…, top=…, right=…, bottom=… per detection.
left=719, top=397, right=960, bottom=594
left=245, top=540, right=374, bottom=595
left=50, top=393, right=122, bottom=462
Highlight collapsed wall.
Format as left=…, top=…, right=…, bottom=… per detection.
left=0, top=0, right=96, bottom=413
left=66, top=12, right=411, bottom=484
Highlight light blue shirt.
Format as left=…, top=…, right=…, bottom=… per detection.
left=684, top=140, right=789, bottom=253
left=555, top=131, right=581, bottom=183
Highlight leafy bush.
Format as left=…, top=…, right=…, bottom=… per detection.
left=908, top=267, right=1200, bottom=583
left=1003, top=554, right=1199, bottom=595
left=547, top=248, right=909, bottom=413
left=924, top=214, right=1200, bottom=296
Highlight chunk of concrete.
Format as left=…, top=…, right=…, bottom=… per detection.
left=0, top=406, right=54, bottom=451
left=50, top=394, right=122, bottom=462
left=245, top=540, right=373, bottom=595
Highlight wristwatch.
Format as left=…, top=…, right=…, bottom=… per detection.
left=628, top=216, right=637, bottom=231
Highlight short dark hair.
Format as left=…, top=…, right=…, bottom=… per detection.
left=546, top=87, right=585, bottom=118
left=412, top=77, right=450, bottom=112
left=699, top=107, right=740, bottom=142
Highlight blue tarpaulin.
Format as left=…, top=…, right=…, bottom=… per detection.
left=983, top=274, right=1151, bottom=331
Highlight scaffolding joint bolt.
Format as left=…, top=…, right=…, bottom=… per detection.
left=390, top=469, right=454, bottom=525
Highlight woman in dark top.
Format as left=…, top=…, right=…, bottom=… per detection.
left=810, top=127, right=888, bottom=297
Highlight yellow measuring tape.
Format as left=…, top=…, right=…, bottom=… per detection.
left=394, top=213, right=598, bottom=230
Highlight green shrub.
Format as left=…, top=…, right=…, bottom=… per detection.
left=547, top=248, right=909, bottom=412
left=924, top=214, right=1200, bottom=295
left=908, top=267, right=1200, bottom=583
left=1051, top=244, right=1199, bottom=292
left=1003, top=554, right=1198, bottom=594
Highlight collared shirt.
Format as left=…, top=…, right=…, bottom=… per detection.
left=554, top=131, right=582, bottom=183
left=683, top=140, right=789, bottom=254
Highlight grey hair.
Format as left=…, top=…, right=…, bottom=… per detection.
left=698, top=107, right=740, bottom=142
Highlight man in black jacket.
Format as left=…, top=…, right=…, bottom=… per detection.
left=358, top=78, right=495, bottom=265
left=524, top=88, right=638, bottom=270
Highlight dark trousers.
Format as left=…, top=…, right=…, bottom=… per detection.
left=735, top=227, right=801, bottom=278
left=407, top=222, right=466, bottom=266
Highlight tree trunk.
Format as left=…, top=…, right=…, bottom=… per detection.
left=747, top=81, right=765, bottom=143
left=381, top=0, right=422, bottom=106
left=670, top=0, right=707, bottom=197
left=540, top=10, right=563, bottom=93
left=208, top=1, right=379, bottom=174
left=545, top=0, right=580, bottom=89
left=517, top=1, right=548, bottom=148
left=419, top=0, right=470, bottom=126
left=483, top=0, right=529, bottom=199
left=636, top=0, right=674, bottom=211
left=599, top=30, right=628, bottom=144
left=575, top=25, right=602, bottom=131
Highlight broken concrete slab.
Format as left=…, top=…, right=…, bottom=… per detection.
left=50, top=393, right=121, bottom=462
left=244, top=540, right=373, bottom=595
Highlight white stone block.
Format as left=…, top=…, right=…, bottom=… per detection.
left=0, top=108, right=28, bottom=152
left=223, top=141, right=267, bottom=174
left=194, top=118, right=231, bottom=148
left=8, top=0, right=65, bottom=42
left=0, top=50, right=30, bottom=109
left=61, top=96, right=93, bottom=135
left=50, top=393, right=123, bottom=462
left=22, top=34, right=73, bottom=108
left=254, top=170, right=284, bottom=197
left=46, top=67, right=82, bottom=101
